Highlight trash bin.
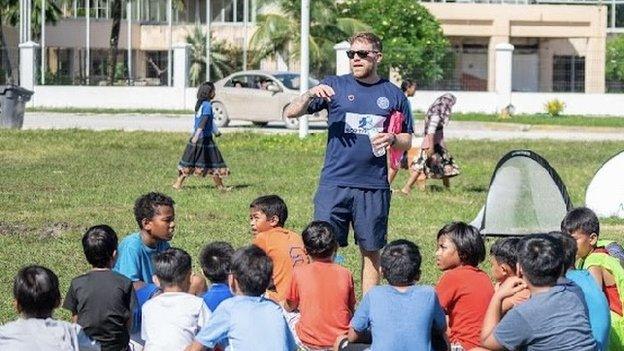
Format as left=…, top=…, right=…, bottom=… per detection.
left=0, top=85, right=34, bottom=129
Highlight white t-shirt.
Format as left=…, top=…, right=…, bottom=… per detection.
left=141, top=292, right=211, bottom=351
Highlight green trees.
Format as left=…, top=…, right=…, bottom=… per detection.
left=342, top=0, right=450, bottom=84
left=249, top=0, right=370, bottom=77
left=185, top=26, right=243, bottom=86
left=606, top=35, right=624, bottom=91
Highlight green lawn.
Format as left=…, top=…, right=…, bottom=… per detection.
left=0, top=130, right=622, bottom=323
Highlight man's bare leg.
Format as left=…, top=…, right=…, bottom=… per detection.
left=360, top=248, right=381, bottom=296
left=443, top=177, right=450, bottom=189
left=388, top=167, right=398, bottom=185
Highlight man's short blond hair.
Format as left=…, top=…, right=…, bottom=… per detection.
left=348, top=32, right=383, bottom=52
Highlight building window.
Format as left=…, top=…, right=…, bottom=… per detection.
left=552, top=55, right=585, bottom=92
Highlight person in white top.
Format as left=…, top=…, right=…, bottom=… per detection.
left=141, top=248, right=211, bottom=351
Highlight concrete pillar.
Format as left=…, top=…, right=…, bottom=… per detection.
left=173, top=43, right=190, bottom=88
left=495, top=43, right=514, bottom=113
left=488, top=36, right=508, bottom=92
left=585, top=36, right=606, bottom=93
left=334, top=41, right=350, bottom=75
left=19, top=41, right=39, bottom=90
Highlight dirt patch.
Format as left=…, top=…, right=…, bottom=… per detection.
left=39, top=221, right=77, bottom=239
left=0, top=222, right=31, bottom=236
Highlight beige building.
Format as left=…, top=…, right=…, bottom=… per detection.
left=0, top=0, right=612, bottom=92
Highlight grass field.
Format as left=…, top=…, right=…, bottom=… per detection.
left=0, top=130, right=623, bottom=323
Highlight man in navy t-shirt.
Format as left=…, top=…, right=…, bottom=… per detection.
left=283, top=32, right=413, bottom=295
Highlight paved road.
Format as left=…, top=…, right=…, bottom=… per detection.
left=21, top=112, right=624, bottom=141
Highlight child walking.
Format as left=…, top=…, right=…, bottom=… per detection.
left=403, top=93, right=459, bottom=193
left=173, top=81, right=229, bottom=190
left=435, top=222, right=493, bottom=350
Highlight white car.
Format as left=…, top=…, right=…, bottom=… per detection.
left=212, top=70, right=327, bottom=129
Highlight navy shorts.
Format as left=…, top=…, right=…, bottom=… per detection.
left=313, top=185, right=390, bottom=251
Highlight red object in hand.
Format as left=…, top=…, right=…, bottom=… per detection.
left=385, top=110, right=405, bottom=170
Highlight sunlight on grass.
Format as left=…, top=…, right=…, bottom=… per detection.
left=0, top=129, right=622, bottom=322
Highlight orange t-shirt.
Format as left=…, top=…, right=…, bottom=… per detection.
left=285, top=260, right=356, bottom=348
left=436, top=265, right=494, bottom=350
left=252, top=227, right=309, bottom=301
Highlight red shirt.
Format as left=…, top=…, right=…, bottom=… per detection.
left=436, top=265, right=494, bottom=350
left=253, top=227, right=309, bottom=301
left=286, top=260, right=356, bottom=348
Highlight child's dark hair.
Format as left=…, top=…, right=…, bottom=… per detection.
left=401, top=80, right=415, bottom=92
left=561, top=207, right=600, bottom=237
left=437, top=222, right=485, bottom=267
left=381, top=239, right=422, bottom=286
left=548, top=231, right=577, bottom=271
left=517, top=234, right=564, bottom=287
left=134, top=192, right=175, bottom=229
left=153, top=248, right=192, bottom=288
left=302, top=221, right=337, bottom=259
left=195, top=81, right=216, bottom=112
left=82, top=224, right=118, bottom=268
left=13, top=265, right=60, bottom=318
left=230, top=245, right=273, bottom=296
left=490, top=237, right=520, bottom=269
left=250, top=195, right=288, bottom=227
left=200, top=241, right=234, bottom=283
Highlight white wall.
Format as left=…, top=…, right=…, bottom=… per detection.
left=33, top=86, right=196, bottom=110
left=410, top=91, right=624, bottom=116
left=31, top=86, right=624, bottom=117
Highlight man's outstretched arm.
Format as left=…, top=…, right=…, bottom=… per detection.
left=283, top=84, right=335, bottom=119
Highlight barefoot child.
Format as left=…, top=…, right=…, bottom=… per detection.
left=173, top=81, right=229, bottom=190
left=403, top=93, right=459, bottom=193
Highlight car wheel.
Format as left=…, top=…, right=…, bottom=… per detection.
left=283, top=114, right=300, bottom=130
left=252, top=121, right=269, bottom=127
left=212, top=102, right=229, bottom=127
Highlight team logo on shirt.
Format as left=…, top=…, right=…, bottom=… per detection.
left=376, top=96, right=390, bottom=109
left=344, top=112, right=386, bottom=134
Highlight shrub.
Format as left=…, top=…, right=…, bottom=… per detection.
left=544, top=99, right=565, bottom=117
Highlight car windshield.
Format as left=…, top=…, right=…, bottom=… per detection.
left=273, top=73, right=320, bottom=90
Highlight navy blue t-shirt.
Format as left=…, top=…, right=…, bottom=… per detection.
left=307, top=74, right=413, bottom=189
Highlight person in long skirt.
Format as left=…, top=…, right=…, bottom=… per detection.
left=173, top=82, right=230, bottom=190
left=401, top=93, right=459, bottom=193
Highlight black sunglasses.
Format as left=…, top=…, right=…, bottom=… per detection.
left=346, top=50, right=379, bottom=59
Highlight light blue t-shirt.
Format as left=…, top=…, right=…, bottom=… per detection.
left=113, top=232, right=170, bottom=284
left=351, top=285, right=446, bottom=351
left=494, top=279, right=598, bottom=351
left=307, top=74, right=414, bottom=189
left=566, top=269, right=611, bottom=351
left=194, top=295, right=296, bottom=351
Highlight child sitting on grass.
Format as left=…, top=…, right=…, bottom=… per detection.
left=250, top=195, right=309, bottom=302
left=338, top=239, right=447, bottom=351
left=199, top=241, right=234, bottom=312
left=480, top=234, right=597, bottom=350
left=489, top=237, right=530, bottom=312
left=283, top=221, right=356, bottom=350
left=141, top=248, right=211, bottom=351
left=435, top=222, right=493, bottom=350
left=562, top=207, right=623, bottom=351
left=0, top=265, right=99, bottom=350
left=549, top=231, right=611, bottom=351
left=187, top=245, right=297, bottom=351
left=64, top=225, right=136, bottom=351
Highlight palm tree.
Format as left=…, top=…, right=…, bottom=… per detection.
left=249, top=0, right=369, bottom=77
left=1, top=0, right=62, bottom=83
left=185, top=26, right=241, bottom=86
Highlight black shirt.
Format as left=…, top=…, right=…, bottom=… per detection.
left=63, top=270, right=136, bottom=351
